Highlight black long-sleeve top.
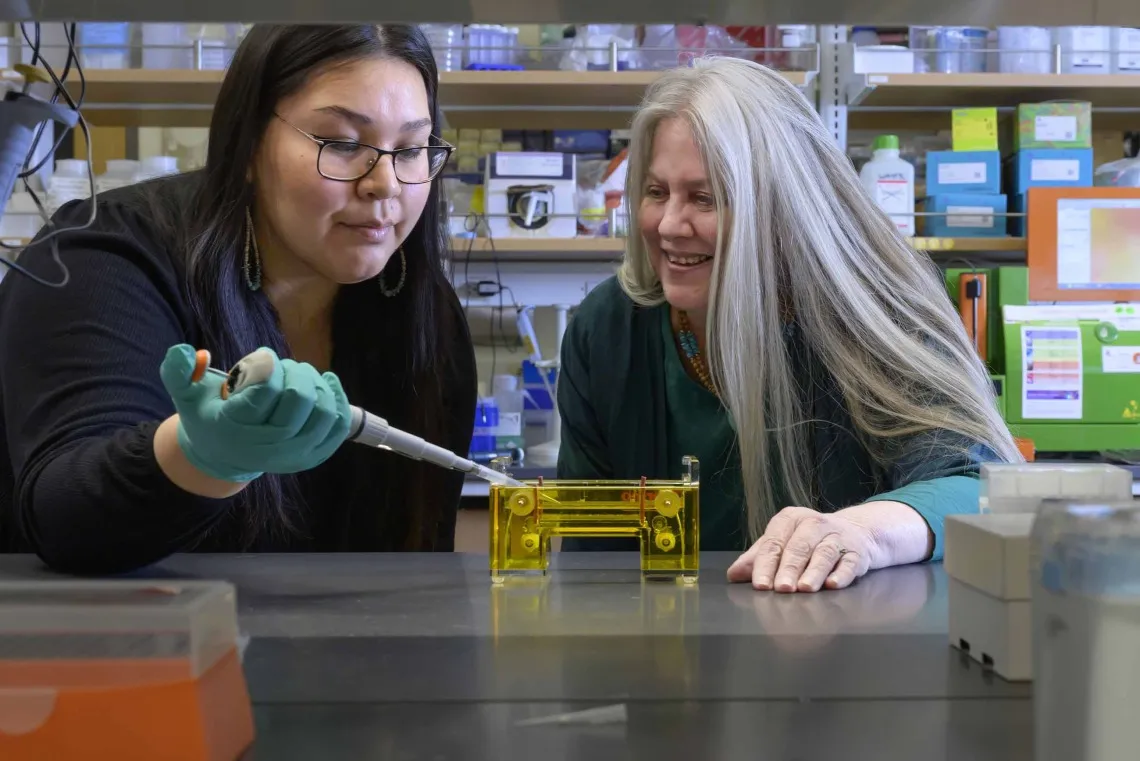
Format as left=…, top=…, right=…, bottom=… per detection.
left=0, top=174, right=477, bottom=573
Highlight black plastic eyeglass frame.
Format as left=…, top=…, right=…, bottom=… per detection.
left=275, top=113, right=454, bottom=185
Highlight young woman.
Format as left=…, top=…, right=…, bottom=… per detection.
left=0, top=25, right=476, bottom=574
left=557, top=57, right=1020, bottom=593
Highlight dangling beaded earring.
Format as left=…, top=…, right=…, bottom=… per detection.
left=378, top=246, right=406, bottom=297
left=242, top=207, right=262, bottom=292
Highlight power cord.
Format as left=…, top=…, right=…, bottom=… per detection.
left=0, top=22, right=97, bottom=288
left=458, top=212, right=521, bottom=381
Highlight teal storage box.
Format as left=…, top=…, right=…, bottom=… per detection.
left=923, top=194, right=1008, bottom=238
left=1009, top=193, right=1027, bottom=236
left=1009, top=148, right=1093, bottom=195
left=926, top=150, right=1002, bottom=195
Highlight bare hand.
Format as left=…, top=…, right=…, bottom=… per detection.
left=726, top=506, right=881, bottom=592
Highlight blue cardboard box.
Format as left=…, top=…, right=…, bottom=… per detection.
left=1008, top=148, right=1093, bottom=196
left=922, top=193, right=1008, bottom=238
left=926, top=150, right=1002, bottom=195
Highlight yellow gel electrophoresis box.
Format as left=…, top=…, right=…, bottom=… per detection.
left=489, top=456, right=701, bottom=583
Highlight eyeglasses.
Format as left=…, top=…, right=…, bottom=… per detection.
left=275, top=114, right=454, bottom=185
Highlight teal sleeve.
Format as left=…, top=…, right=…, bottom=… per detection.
left=869, top=474, right=981, bottom=562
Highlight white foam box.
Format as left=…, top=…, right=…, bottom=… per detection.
left=979, top=462, right=1134, bottom=514
left=945, top=513, right=1035, bottom=681
left=484, top=152, right=577, bottom=239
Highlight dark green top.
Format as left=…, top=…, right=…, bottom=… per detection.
left=556, top=277, right=999, bottom=561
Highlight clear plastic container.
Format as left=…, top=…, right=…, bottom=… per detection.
left=141, top=22, right=191, bottom=68
left=1031, top=501, right=1140, bottom=761
left=1056, top=26, right=1113, bottom=74
left=77, top=22, right=131, bottom=69
left=0, top=580, right=252, bottom=758
left=997, top=26, right=1053, bottom=74
left=910, top=26, right=990, bottom=73
left=420, top=23, right=463, bottom=72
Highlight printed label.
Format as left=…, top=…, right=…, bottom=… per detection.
left=874, top=179, right=910, bottom=215
left=1021, top=325, right=1083, bottom=420
left=1031, top=159, right=1081, bottom=182
left=495, top=153, right=564, bottom=177
left=1035, top=115, right=1078, bottom=142
left=938, top=162, right=987, bottom=185
left=946, top=205, right=995, bottom=229
left=1102, top=346, right=1140, bottom=374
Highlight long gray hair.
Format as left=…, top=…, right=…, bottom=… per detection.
left=618, top=57, right=1021, bottom=542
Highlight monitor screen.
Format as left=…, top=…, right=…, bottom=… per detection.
left=1056, top=198, right=1140, bottom=291
left=1027, top=187, right=1140, bottom=302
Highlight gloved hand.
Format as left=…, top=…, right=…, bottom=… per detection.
left=159, top=344, right=353, bottom=482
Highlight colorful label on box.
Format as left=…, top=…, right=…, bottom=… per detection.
left=1034, top=116, right=1077, bottom=143
left=1021, top=325, right=1083, bottom=420
left=938, top=162, right=988, bottom=185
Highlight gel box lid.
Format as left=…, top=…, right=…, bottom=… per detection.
left=944, top=514, right=1035, bottom=601
left=0, top=579, right=240, bottom=685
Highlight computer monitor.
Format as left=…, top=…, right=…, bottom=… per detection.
left=1027, top=186, right=1140, bottom=302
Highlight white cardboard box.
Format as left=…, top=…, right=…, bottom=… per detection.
left=945, top=513, right=1035, bottom=681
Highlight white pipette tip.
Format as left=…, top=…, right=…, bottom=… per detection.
left=470, top=462, right=525, bottom=487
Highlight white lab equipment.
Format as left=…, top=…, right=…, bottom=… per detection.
left=1055, top=26, right=1113, bottom=74
left=859, top=135, right=915, bottom=236
left=1112, top=27, right=1140, bottom=73
left=978, top=462, right=1134, bottom=514
left=945, top=462, right=1134, bottom=682
left=1031, top=500, right=1140, bottom=761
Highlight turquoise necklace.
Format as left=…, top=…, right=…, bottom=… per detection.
left=677, top=310, right=717, bottom=394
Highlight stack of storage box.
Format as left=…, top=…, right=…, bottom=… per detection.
left=921, top=108, right=1006, bottom=238
left=945, top=462, right=1134, bottom=681
left=1005, top=102, right=1094, bottom=235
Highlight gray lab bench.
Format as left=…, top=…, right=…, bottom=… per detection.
left=0, top=552, right=1033, bottom=760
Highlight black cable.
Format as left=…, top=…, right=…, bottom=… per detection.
left=0, top=23, right=97, bottom=288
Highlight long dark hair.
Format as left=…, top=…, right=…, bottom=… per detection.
left=143, top=25, right=460, bottom=549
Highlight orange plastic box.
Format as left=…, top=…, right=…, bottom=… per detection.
left=0, top=580, right=254, bottom=761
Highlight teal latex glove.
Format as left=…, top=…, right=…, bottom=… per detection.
left=159, top=344, right=353, bottom=482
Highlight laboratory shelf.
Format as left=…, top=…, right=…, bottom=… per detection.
left=908, top=237, right=1025, bottom=252
left=63, top=68, right=814, bottom=129
left=450, top=237, right=624, bottom=264
left=847, top=72, right=1140, bottom=110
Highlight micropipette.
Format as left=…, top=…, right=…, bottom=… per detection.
left=190, top=348, right=525, bottom=488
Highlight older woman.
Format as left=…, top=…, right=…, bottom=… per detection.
left=556, top=57, right=1019, bottom=593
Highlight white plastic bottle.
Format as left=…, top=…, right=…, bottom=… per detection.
left=859, top=134, right=915, bottom=237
